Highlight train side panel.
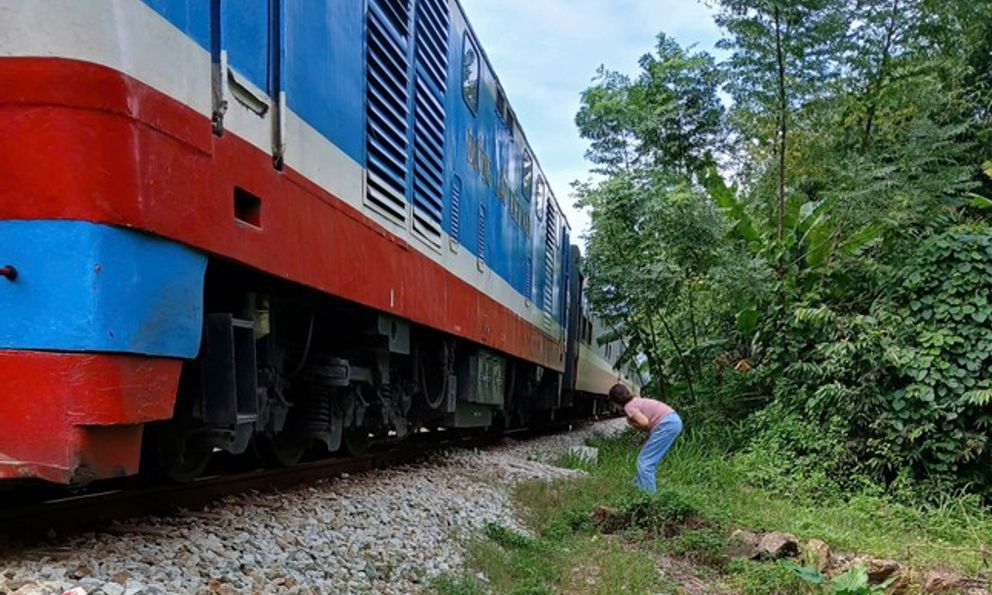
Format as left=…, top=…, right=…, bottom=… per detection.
left=0, top=0, right=587, bottom=484
left=0, top=0, right=565, bottom=364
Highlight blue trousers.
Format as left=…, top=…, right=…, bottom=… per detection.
left=635, top=412, right=683, bottom=494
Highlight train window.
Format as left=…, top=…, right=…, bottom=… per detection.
left=495, top=87, right=506, bottom=119
left=522, top=151, right=533, bottom=199
left=494, top=87, right=516, bottom=132
left=462, top=34, right=479, bottom=113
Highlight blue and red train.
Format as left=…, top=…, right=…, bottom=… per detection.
left=0, top=0, right=639, bottom=485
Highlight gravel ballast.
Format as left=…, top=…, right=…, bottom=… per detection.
left=0, top=418, right=626, bottom=595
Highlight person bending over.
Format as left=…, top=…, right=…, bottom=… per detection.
left=608, top=383, right=682, bottom=494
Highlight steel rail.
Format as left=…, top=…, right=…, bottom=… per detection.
left=0, top=432, right=490, bottom=542
left=0, top=418, right=593, bottom=544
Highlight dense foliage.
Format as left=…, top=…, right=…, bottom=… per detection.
left=575, top=0, right=992, bottom=498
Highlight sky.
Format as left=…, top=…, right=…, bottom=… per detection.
left=458, top=0, right=723, bottom=244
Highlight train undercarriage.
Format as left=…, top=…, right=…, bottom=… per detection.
left=150, top=261, right=586, bottom=482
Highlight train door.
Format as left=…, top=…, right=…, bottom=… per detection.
left=210, top=0, right=287, bottom=168
left=562, top=245, right=583, bottom=400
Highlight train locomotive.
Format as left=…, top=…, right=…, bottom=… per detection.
left=0, top=0, right=640, bottom=485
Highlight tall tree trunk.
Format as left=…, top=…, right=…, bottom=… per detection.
left=773, top=6, right=790, bottom=338
left=861, top=0, right=899, bottom=152
left=652, top=314, right=697, bottom=401
left=641, top=315, right=666, bottom=397
left=774, top=5, right=787, bottom=245
left=686, top=279, right=702, bottom=375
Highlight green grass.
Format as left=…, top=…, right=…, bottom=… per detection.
left=433, top=428, right=992, bottom=594
left=724, top=559, right=811, bottom=595
left=431, top=521, right=665, bottom=595
left=432, top=573, right=487, bottom=595
left=647, top=429, right=992, bottom=574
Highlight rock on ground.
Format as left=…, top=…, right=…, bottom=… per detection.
left=727, top=529, right=800, bottom=561
left=802, top=539, right=831, bottom=572
left=0, top=418, right=626, bottom=595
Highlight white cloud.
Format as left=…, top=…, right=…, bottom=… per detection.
left=458, top=0, right=723, bottom=243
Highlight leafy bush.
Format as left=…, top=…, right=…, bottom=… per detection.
left=783, top=563, right=895, bottom=594
left=618, top=489, right=703, bottom=534
left=744, top=225, right=992, bottom=498
left=736, top=403, right=862, bottom=500
left=876, top=225, right=992, bottom=494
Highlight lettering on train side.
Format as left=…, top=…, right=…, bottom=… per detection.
left=511, top=193, right=531, bottom=236
left=497, top=171, right=510, bottom=203
left=466, top=130, right=493, bottom=187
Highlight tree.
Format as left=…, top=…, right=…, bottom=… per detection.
left=575, top=0, right=992, bottom=496
left=576, top=34, right=725, bottom=180
left=574, top=35, right=731, bottom=401
left=714, top=0, right=846, bottom=243
left=576, top=172, right=732, bottom=401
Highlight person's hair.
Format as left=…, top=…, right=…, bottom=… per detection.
left=608, top=383, right=633, bottom=405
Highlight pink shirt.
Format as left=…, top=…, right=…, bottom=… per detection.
left=624, top=397, right=674, bottom=430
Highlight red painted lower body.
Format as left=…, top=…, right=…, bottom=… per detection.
left=0, top=350, right=181, bottom=484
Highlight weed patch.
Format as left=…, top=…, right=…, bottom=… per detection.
left=483, top=522, right=541, bottom=551
left=670, top=529, right=729, bottom=567
left=432, top=573, right=487, bottom=595
left=783, top=562, right=896, bottom=595
left=724, top=558, right=810, bottom=594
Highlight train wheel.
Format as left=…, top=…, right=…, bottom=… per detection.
left=342, top=427, right=372, bottom=456
left=255, top=432, right=310, bottom=467
left=158, top=433, right=212, bottom=483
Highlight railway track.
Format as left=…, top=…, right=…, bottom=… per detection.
left=0, top=421, right=584, bottom=542
left=0, top=418, right=615, bottom=594
left=0, top=431, right=495, bottom=542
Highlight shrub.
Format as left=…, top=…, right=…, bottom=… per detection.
left=876, top=225, right=992, bottom=495
left=672, top=528, right=728, bottom=567
left=736, top=402, right=864, bottom=501
left=745, top=225, right=992, bottom=499
left=617, top=489, right=706, bottom=535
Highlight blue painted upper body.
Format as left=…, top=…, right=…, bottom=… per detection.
left=137, top=0, right=569, bottom=329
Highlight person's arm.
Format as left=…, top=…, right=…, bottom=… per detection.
left=627, top=410, right=651, bottom=431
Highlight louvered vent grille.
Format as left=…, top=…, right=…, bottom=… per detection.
left=478, top=203, right=487, bottom=264
left=450, top=175, right=462, bottom=240
left=411, top=0, right=449, bottom=248
left=366, top=0, right=411, bottom=224
left=525, top=253, right=533, bottom=300
left=543, top=205, right=557, bottom=314
left=415, top=0, right=448, bottom=90
left=378, top=0, right=409, bottom=37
